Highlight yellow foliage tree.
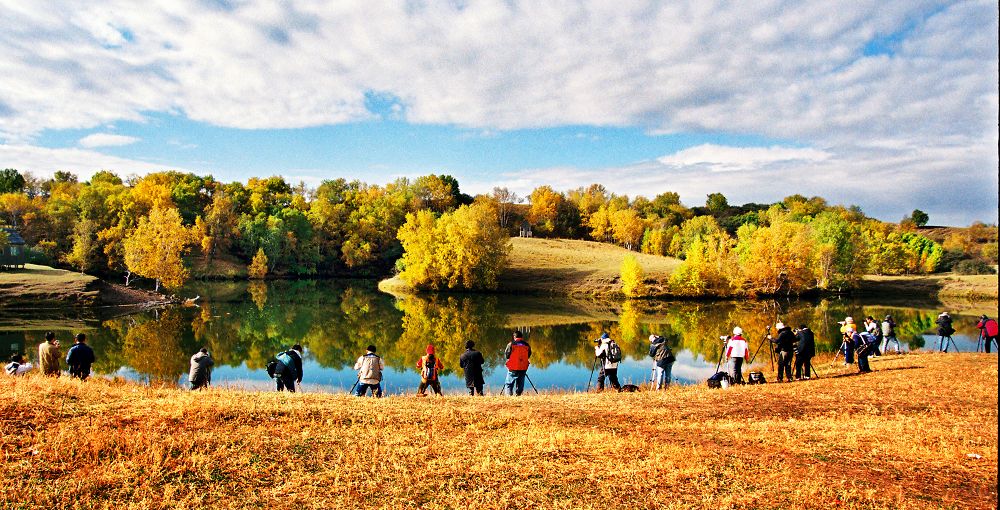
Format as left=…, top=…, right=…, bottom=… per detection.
left=620, top=254, right=646, bottom=298
left=248, top=248, right=269, bottom=279
left=123, top=205, right=192, bottom=291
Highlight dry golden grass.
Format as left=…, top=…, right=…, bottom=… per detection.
left=862, top=273, right=998, bottom=305
left=502, top=237, right=681, bottom=296
left=2, top=353, right=996, bottom=509
left=0, top=264, right=99, bottom=307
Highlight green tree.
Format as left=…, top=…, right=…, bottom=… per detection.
left=0, top=169, right=26, bottom=194
left=910, top=209, right=929, bottom=227
left=705, top=193, right=729, bottom=214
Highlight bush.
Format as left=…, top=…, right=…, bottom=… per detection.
left=953, top=259, right=995, bottom=275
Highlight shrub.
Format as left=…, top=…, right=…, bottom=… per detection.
left=953, top=259, right=995, bottom=275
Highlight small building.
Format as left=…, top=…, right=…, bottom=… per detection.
left=1, top=228, right=27, bottom=270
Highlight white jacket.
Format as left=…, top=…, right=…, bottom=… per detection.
left=725, top=336, right=750, bottom=359
left=595, top=340, right=619, bottom=369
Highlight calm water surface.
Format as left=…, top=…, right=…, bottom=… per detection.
left=1, top=280, right=992, bottom=393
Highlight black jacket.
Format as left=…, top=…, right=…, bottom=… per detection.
left=936, top=315, right=953, bottom=337
left=648, top=339, right=674, bottom=368
left=65, top=343, right=95, bottom=377
left=459, top=349, right=485, bottom=387
left=277, top=349, right=304, bottom=382
left=772, top=327, right=796, bottom=353
left=795, top=328, right=815, bottom=358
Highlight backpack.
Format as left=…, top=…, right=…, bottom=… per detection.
left=653, top=341, right=673, bottom=363
left=5, top=362, right=19, bottom=376
left=707, top=371, right=733, bottom=389
left=265, top=359, right=279, bottom=378
left=606, top=341, right=622, bottom=364
left=421, top=355, right=438, bottom=381
left=747, top=371, right=767, bottom=385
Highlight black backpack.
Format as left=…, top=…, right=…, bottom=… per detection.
left=265, top=358, right=279, bottom=378
left=606, top=341, right=623, bottom=364
left=747, top=371, right=767, bottom=385
left=707, top=371, right=733, bottom=389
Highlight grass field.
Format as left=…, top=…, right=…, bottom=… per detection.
left=0, top=263, right=99, bottom=307
left=861, top=274, right=999, bottom=305
left=2, top=352, right=996, bottom=509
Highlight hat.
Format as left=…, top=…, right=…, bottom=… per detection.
left=884, top=314, right=892, bottom=320
left=844, top=317, right=854, bottom=324
left=733, top=327, right=743, bottom=335
left=600, top=332, right=610, bottom=339
left=939, top=311, right=949, bottom=317
left=649, top=334, right=658, bottom=342
left=775, top=322, right=785, bottom=330
left=426, top=344, right=435, bottom=354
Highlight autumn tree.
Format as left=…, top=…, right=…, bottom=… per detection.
left=248, top=248, right=268, bottom=279
left=490, top=187, right=521, bottom=229
left=620, top=254, right=646, bottom=297
left=124, top=205, right=193, bottom=291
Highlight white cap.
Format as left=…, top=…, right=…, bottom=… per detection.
left=845, top=316, right=854, bottom=324
left=649, top=334, right=658, bottom=342
left=733, top=327, right=743, bottom=335
left=776, top=322, right=785, bottom=330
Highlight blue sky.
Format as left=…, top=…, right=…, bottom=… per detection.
left=1, top=1, right=997, bottom=224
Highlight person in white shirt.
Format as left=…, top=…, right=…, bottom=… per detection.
left=353, top=345, right=385, bottom=397
left=725, top=327, right=750, bottom=384
left=594, top=332, right=622, bottom=391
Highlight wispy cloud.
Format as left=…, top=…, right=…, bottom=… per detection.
left=0, top=144, right=181, bottom=180
left=78, top=133, right=140, bottom=148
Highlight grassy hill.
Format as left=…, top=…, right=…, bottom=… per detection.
left=382, top=237, right=682, bottom=297
left=2, top=352, right=996, bottom=509
left=0, top=264, right=170, bottom=309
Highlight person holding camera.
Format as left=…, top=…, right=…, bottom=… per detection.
left=38, top=332, right=62, bottom=377
left=769, top=322, right=796, bottom=382
left=189, top=347, right=215, bottom=390
left=65, top=333, right=95, bottom=381
left=936, top=312, right=954, bottom=352
left=725, top=327, right=749, bottom=384
left=976, top=315, right=998, bottom=353
left=503, top=331, right=531, bottom=396
left=881, top=315, right=900, bottom=354
left=354, top=345, right=384, bottom=397
left=648, top=335, right=675, bottom=389
left=459, top=340, right=486, bottom=396
left=794, top=324, right=815, bottom=380
left=594, top=332, right=622, bottom=391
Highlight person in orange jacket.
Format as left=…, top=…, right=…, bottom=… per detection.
left=417, top=344, right=444, bottom=396
left=503, top=331, right=531, bottom=396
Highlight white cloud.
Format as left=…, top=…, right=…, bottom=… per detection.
left=0, top=144, right=184, bottom=181
left=657, top=144, right=831, bottom=172
left=78, top=133, right=140, bottom=148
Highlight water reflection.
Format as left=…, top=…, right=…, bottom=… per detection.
left=1, top=280, right=993, bottom=392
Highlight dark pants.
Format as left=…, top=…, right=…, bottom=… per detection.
left=190, top=380, right=209, bottom=390
left=467, top=384, right=484, bottom=396
left=843, top=344, right=854, bottom=364
left=276, top=372, right=296, bottom=392
left=939, top=336, right=953, bottom=352
left=776, top=351, right=793, bottom=381
left=731, top=357, right=744, bottom=384
left=596, top=367, right=621, bottom=391
left=857, top=351, right=871, bottom=373
left=418, top=379, right=442, bottom=395
left=986, top=335, right=997, bottom=353
left=795, top=355, right=813, bottom=379
left=355, top=382, right=382, bottom=397
left=69, top=365, right=91, bottom=381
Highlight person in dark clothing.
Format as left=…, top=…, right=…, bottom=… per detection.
left=769, top=322, right=796, bottom=382
left=976, top=315, right=998, bottom=353
left=189, top=348, right=214, bottom=390
left=274, top=344, right=304, bottom=392
left=459, top=340, right=485, bottom=396
left=853, top=331, right=872, bottom=373
left=936, top=312, right=954, bottom=352
left=881, top=315, right=901, bottom=354
left=65, top=333, right=95, bottom=380
left=648, top=335, right=675, bottom=389
left=794, top=325, right=815, bottom=380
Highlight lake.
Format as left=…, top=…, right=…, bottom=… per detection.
left=1, top=280, right=993, bottom=393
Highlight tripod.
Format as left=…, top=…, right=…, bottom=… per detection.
left=938, top=335, right=959, bottom=353
left=749, top=326, right=775, bottom=372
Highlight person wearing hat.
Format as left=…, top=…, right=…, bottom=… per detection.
left=594, top=332, right=622, bottom=391
left=935, top=312, right=955, bottom=352
left=881, top=315, right=900, bottom=354
left=188, top=347, right=214, bottom=390
left=768, top=322, right=796, bottom=382
left=724, top=327, right=750, bottom=384
left=354, top=345, right=384, bottom=397
left=975, top=315, right=998, bottom=353
left=459, top=340, right=485, bottom=396
left=417, top=344, right=444, bottom=396
left=503, top=331, right=531, bottom=396
left=839, top=317, right=856, bottom=365
left=648, top=334, right=675, bottom=389
left=863, top=316, right=883, bottom=357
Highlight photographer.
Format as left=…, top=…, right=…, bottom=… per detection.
left=794, top=325, right=815, bottom=380
left=594, top=332, right=622, bottom=391
left=769, top=322, right=796, bottom=382
left=852, top=330, right=872, bottom=373
left=648, top=335, right=675, bottom=389
left=724, top=327, right=749, bottom=384
left=881, top=315, right=900, bottom=354
left=38, top=332, right=61, bottom=377
left=976, top=315, right=998, bottom=353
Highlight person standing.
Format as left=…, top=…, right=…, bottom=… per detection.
left=65, top=333, right=95, bottom=381
left=417, top=344, right=444, bottom=396
left=503, top=331, right=531, bottom=396
left=794, top=324, right=815, bottom=380
left=38, top=332, right=61, bottom=377
left=353, top=345, right=384, bottom=397
left=594, top=332, right=622, bottom=391
left=188, top=348, right=214, bottom=390
left=725, top=327, right=749, bottom=384
left=976, top=315, right=998, bottom=353
left=648, top=335, right=676, bottom=389
left=274, top=344, right=304, bottom=392
left=769, top=322, right=796, bottom=382
left=936, top=312, right=955, bottom=352
left=839, top=317, right=856, bottom=365
left=459, top=340, right=485, bottom=396
left=881, top=315, right=901, bottom=354
left=864, top=316, right=882, bottom=356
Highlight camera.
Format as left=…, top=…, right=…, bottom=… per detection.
left=720, top=335, right=730, bottom=341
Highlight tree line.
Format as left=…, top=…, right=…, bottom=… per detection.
left=0, top=167, right=996, bottom=295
